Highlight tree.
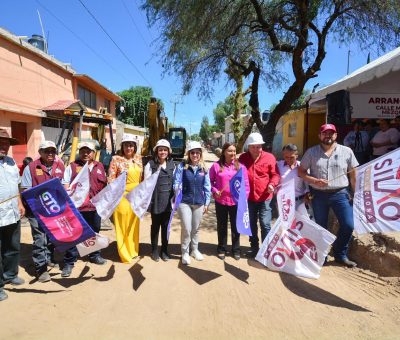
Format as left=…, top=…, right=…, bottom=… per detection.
left=199, top=115, right=211, bottom=142
left=189, top=133, right=202, bottom=142
left=213, top=96, right=235, bottom=132
left=143, top=0, right=400, bottom=149
left=117, top=86, right=163, bottom=127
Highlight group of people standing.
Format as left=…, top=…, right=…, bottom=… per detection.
left=343, top=118, right=400, bottom=165
left=1, top=117, right=396, bottom=302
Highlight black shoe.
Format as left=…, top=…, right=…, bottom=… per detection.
left=151, top=251, right=160, bottom=262
left=246, top=249, right=258, bottom=259
left=0, top=289, right=8, bottom=301
left=160, top=252, right=170, bottom=262
left=61, top=265, right=73, bottom=277
left=335, top=257, right=357, bottom=268
left=90, top=256, right=107, bottom=265
left=233, top=253, right=241, bottom=261
left=5, top=277, right=25, bottom=286
left=217, top=253, right=225, bottom=260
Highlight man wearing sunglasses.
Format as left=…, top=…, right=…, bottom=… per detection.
left=21, top=141, right=65, bottom=282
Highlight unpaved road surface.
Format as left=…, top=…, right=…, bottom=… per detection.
left=1, top=151, right=400, bottom=339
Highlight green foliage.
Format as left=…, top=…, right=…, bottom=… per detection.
left=199, top=115, right=211, bottom=142
left=144, top=0, right=400, bottom=146
left=117, top=86, right=162, bottom=127
left=213, top=96, right=235, bottom=132
left=189, top=133, right=202, bottom=142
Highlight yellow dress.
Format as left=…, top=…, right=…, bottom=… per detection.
left=113, top=163, right=141, bottom=263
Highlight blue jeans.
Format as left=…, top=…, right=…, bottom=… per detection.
left=248, top=200, right=272, bottom=251
left=311, top=188, right=354, bottom=260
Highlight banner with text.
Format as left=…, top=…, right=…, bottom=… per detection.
left=350, top=93, right=400, bottom=119
left=22, top=178, right=95, bottom=252
left=353, top=148, right=400, bottom=233
left=256, top=212, right=336, bottom=279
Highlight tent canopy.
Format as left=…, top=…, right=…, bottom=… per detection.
left=307, top=47, right=400, bottom=106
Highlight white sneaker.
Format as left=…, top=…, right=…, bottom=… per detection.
left=182, top=253, right=191, bottom=265
left=191, top=249, right=204, bottom=261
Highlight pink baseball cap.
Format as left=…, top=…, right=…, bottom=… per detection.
left=320, top=124, right=337, bottom=133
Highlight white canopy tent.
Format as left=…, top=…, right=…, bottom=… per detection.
left=307, top=47, right=400, bottom=119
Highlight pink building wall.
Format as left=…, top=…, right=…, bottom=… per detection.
left=0, top=29, right=119, bottom=163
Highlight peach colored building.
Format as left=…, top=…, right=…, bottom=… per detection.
left=0, top=27, right=120, bottom=165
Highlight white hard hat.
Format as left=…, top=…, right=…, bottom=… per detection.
left=78, top=141, right=96, bottom=151
left=121, top=134, right=137, bottom=145
left=246, top=132, right=265, bottom=145
left=187, top=141, right=202, bottom=152
left=153, top=139, right=172, bottom=153
left=39, top=140, right=57, bottom=150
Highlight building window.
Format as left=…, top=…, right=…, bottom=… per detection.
left=78, top=85, right=97, bottom=109
left=42, top=117, right=61, bottom=128
left=288, top=122, right=297, bottom=137
left=104, top=99, right=111, bottom=113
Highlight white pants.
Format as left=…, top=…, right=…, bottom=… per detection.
left=178, top=203, right=204, bottom=255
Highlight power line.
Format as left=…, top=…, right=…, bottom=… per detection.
left=121, top=0, right=149, bottom=47
left=36, top=0, right=130, bottom=83
left=77, top=0, right=153, bottom=89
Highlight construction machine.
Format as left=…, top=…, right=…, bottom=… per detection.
left=55, top=101, right=115, bottom=169
left=142, top=97, right=187, bottom=161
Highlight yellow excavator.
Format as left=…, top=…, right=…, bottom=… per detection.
left=142, top=97, right=187, bottom=161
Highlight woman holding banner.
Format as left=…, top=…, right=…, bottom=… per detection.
left=173, top=141, right=211, bottom=265
left=209, top=143, right=249, bottom=260
left=144, top=139, right=175, bottom=262
left=108, top=136, right=142, bottom=263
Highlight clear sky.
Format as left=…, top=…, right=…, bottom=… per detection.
left=0, top=0, right=380, bottom=134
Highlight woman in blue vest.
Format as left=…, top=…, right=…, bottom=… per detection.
left=173, top=141, right=211, bottom=265
left=144, top=139, right=175, bottom=262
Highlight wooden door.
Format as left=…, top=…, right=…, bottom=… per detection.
left=11, top=121, right=27, bottom=165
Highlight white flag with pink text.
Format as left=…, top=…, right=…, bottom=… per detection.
left=353, top=148, right=400, bottom=234
left=256, top=212, right=336, bottom=279
left=276, top=178, right=296, bottom=228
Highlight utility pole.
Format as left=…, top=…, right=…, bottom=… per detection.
left=170, top=94, right=183, bottom=126
left=347, top=50, right=351, bottom=75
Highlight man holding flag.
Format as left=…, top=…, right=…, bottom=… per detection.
left=61, top=142, right=107, bottom=277
left=21, top=141, right=65, bottom=283
left=298, top=124, right=359, bottom=268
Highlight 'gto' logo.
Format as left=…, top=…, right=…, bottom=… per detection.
left=39, top=192, right=61, bottom=214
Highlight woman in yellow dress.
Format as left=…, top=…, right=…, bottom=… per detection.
left=108, top=136, right=142, bottom=263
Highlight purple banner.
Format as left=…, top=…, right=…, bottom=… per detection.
left=229, top=168, right=252, bottom=236
left=22, top=178, right=95, bottom=252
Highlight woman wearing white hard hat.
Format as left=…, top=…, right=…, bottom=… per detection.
left=108, top=135, right=142, bottom=263
left=172, top=141, right=211, bottom=265
left=144, top=139, right=175, bottom=262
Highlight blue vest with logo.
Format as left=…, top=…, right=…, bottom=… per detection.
left=181, top=165, right=206, bottom=205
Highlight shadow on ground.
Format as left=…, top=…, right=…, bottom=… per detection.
left=279, top=272, right=371, bottom=312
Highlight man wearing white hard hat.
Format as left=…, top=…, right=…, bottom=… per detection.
left=21, top=140, right=65, bottom=282
left=144, top=139, right=175, bottom=262
left=0, top=129, right=26, bottom=301
left=61, top=142, right=108, bottom=277
left=239, top=132, right=280, bottom=258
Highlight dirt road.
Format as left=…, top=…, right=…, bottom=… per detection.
left=1, top=151, right=399, bottom=339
